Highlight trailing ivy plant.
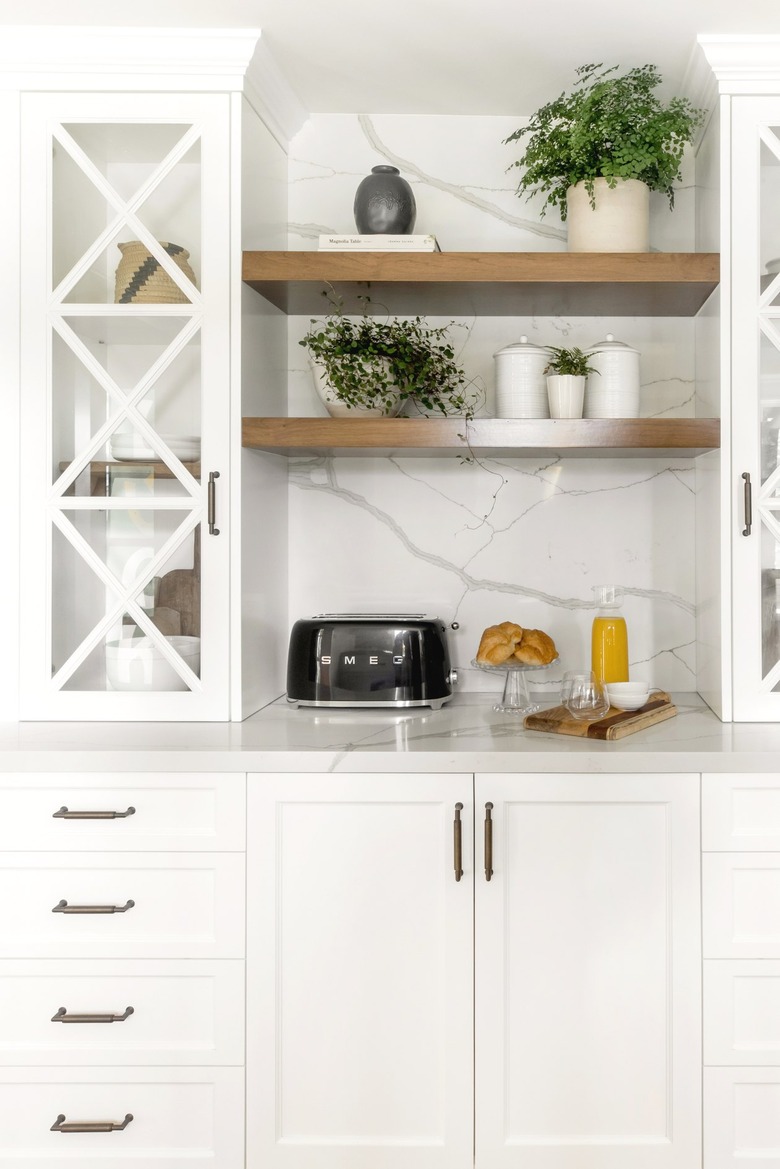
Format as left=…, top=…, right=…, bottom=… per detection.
left=300, top=295, right=478, bottom=416
left=543, top=346, right=598, bottom=377
left=504, top=63, right=705, bottom=219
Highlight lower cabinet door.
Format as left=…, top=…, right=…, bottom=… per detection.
left=705, top=1067, right=780, bottom=1169
left=474, top=773, right=701, bottom=1169
left=0, top=1066, right=244, bottom=1168
left=247, top=773, right=474, bottom=1169
left=0, top=959, right=244, bottom=1065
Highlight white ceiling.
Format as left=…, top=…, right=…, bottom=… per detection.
left=0, top=0, right=777, bottom=114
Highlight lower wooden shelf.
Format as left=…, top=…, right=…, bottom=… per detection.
left=241, top=417, right=721, bottom=459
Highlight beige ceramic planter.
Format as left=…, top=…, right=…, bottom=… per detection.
left=566, top=178, right=650, bottom=252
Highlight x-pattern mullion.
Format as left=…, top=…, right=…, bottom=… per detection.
left=51, top=120, right=203, bottom=306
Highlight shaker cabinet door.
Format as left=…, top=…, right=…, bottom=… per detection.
left=474, top=772, right=701, bottom=1169
left=246, top=773, right=473, bottom=1169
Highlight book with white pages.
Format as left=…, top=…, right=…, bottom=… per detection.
left=318, top=234, right=440, bottom=251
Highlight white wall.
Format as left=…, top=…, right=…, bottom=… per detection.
left=285, top=113, right=700, bottom=696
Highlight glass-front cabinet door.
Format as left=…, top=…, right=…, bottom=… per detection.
left=732, top=98, right=780, bottom=719
left=18, top=93, right=231, bottom=719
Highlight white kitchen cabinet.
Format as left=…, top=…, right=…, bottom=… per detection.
left=474, top=772, right=701, bottom=1169
left=247, top=771, right=701, bottom=1169
left=704, top=1067, right=780, bottom=1169
left=246, top=772, right=474, bottom=1169
left=1, top=27, right=292, bottom=721
left=0, top=1065, right=244, bottom=1169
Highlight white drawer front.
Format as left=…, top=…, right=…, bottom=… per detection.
left=0, top=1066, right=243, bottom=1169
left=703, top=853, right=780, bottom=958
left=705, top=961, right=780, bottom=1065
left=703, top=773, right=780, bottom=851
left=705, top=1067, right=780, bottom=1169
left=0, top=773, right=245, bottom=851
left=0, top=960, right=244, bottom=1065
left=0, top=853, right=245, bottom=958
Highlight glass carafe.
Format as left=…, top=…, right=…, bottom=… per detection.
left=591, top=585, right=629, bottom=683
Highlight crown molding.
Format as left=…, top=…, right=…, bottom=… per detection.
left=697, top=34, right=780, bottom=93
left=243, top=34, right=308, bottom=148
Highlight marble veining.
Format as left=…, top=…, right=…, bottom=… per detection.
left=286, top=113, right=700, bottom=692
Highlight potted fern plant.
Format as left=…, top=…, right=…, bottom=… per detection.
left=300, top=309, right=474, bottom=417
left=543, top=346, right=597, bottom=418
left=504, top=63, right=705, bottom=252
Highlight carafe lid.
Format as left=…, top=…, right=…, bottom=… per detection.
left=587, top=332, right=639, bottom=354
left=493, top=335, right=549, bottom=358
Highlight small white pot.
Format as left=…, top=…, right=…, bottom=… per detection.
left=546, top=374, right=585, bottom=419
left=312, top=363, right=402, bottom=418
left=566, top=177, right=650, bottom=253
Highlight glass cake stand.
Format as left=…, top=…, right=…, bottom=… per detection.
left=472, top=657, right=560, bottom=715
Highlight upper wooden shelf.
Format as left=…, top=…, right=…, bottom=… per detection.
left=242, top=251, right=720, bottom=317
left=242, top=417, right=721, bottom=459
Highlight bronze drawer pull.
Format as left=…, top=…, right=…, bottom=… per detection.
left=52, top=899, right=135, bottom=914
left=484, top=802, right=494, bottom=882
left=742, top=471, right=753, bottom=536
left=208, top=470, right=220, bottom=535
left=51, top=1006, right=134, bottom=1024
left=53, top=806, right=136, bottom=820
left=50, top=1113, right=133, bottom=1133
left=453, top=802, right=464, bottom=882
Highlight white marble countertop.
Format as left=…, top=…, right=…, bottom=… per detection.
left=1, top=693, right=780, bottom=773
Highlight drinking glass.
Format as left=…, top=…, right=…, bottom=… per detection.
left=561, top=670, right=610, bottom=721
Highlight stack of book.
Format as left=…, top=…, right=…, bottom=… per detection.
left=317, top=234, right=440, bottom=252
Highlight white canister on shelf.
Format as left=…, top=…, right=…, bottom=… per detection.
left=584, top=333, right=641, bottom=418
left=493, top=336, right=550, bottom=418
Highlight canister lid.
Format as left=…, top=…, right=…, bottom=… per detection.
left=493, top=335, right=549, bottom=358
left=587, top=332, right=639, bottom=354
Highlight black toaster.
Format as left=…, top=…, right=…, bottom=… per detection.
left=286, top=614, right=457, bottom=709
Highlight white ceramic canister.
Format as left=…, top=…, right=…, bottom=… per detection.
left=584, top=333, right=641, bottom=418
left=493, top=336, right=550, bottom=418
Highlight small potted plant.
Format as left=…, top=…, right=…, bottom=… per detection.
left=543, top=346, right=597, bottom=418
left=504, top=63, right=705, bottom=252
left=300, top=307, right=475, bottom=417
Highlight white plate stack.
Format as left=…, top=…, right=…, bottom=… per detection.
left=494, top=336, right=550, bottom=418
left=584, top=333, right=640, bottom=418
left=109, top=434, right=201, bottom=462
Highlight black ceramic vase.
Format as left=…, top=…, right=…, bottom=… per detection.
left=354, top=165, right=417, bottom=234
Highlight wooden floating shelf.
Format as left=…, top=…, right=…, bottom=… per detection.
left=242, top=417, right=721, bottom=459
left=242, top=251, right=720, bottom=317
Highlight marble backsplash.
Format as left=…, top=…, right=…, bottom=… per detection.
left=283, top=113, right=700, bottom=696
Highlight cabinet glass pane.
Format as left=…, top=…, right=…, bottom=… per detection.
left=47, top=117, right=205, bottom=696
left=758, top=126, right=780, bottom=690
left=52, top=122, right=201, bottom=305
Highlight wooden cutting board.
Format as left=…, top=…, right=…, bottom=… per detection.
left=524, top=691, right=676, bottom=740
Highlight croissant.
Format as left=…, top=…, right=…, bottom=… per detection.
left=476, top=621, right=524, bottom=665
left=513, top=628, right=557, bottom=666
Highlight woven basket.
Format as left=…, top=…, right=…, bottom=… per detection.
left=114, top=241, right=197, bottom=305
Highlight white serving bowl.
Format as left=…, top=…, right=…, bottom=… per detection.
left=605, top=681, right=650, bottom=711
left=105, top=635, right=200, bottom=691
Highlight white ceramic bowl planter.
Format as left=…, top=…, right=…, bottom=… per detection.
left=312, top=360, right=403, bottom=418
left=566, top=177, right=650, bottom=252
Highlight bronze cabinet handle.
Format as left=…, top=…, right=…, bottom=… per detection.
left=453, top=802, right=464, bottom=882
left=52, top=899, right=135, bottom=914
left=484, top=802, right=494, bottom=882
left=52, top=1006, right=134, bottom=1024
left=742, top=471, right=753, bottom=536
left=51, top=1113, right=133, bottom=1133
left=53, top=806, right=135, bottom=820
left=208, top=470, right=220, bottom=535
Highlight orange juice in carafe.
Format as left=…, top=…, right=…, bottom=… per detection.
left=591, top=585, right=629, bottom=682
